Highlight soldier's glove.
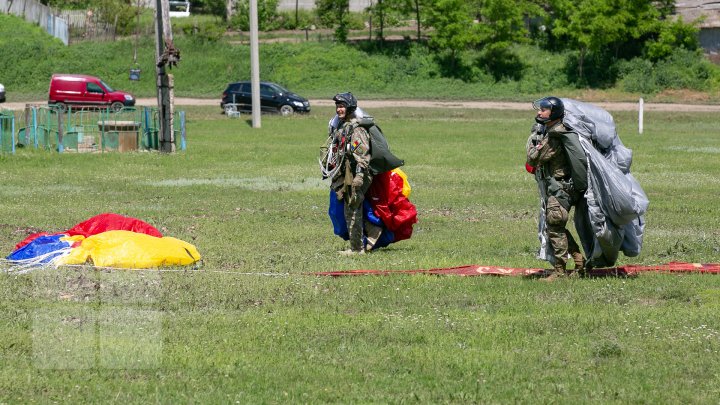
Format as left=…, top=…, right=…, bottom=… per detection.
left=530, top=123, right=545, bottom=145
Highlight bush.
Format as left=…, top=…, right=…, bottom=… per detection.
left=229, top=0, right=280, bottom=31
left=618, top=48, right=720, bottom=94
left=476, top=42, right=525, bottom=82
left=180, top=21, right=226, bottom=43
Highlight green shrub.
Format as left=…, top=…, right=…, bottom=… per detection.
left=181, top=21, right=226, bottom=43
left=229, top=0, right=280, bottom=31
left=618, top=48, right=720, bottom=94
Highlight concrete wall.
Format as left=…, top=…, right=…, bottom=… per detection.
left=276, top=0, right=372, bottom=12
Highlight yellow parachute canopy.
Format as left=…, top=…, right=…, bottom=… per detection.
left=392, top=168, right=411, bottom=198
left=56, top=230, right=201, bottom=268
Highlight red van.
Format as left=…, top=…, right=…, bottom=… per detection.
left=48, top=74, right=135, bottom=112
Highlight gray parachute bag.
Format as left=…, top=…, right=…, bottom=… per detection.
left=357, top=116, right=404, bottom=175
left=535, top=99, right=649, bottom=268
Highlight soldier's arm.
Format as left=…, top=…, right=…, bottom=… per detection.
left=527, top=135, right=559, bottom=166
left=350, top=126, right=372, bottom=172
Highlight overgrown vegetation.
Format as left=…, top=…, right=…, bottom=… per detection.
left=20, top=0, right=720, bottom=95
left=2, top=13, right=718, bottom=103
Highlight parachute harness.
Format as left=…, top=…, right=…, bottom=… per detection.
left=319, top=126, right=349, bottom=180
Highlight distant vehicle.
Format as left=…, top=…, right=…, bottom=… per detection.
left=0, top=83, right=5, bottom=103
left=169, top=1, right=190, bottom=17
left=221, top=81, right=311, bottom=116
left=48, top=74, right=135, bottom=112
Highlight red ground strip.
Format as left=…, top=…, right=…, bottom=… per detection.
left=311, top=262, right=720, bottom=277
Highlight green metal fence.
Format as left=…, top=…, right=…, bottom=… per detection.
left=3, top=105, right=186, bottom=154
left=0, top=110, right=16, bottom=153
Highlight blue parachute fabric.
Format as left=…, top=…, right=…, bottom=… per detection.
left=328, top=189, right=395, bottom=249
left=329, top=190, right=349, bottom=240
left=363, top=200, right=384, bottom=226
left=6, top=234, right=71, bottom=263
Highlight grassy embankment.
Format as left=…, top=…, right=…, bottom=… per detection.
left=0, top=104, right=719, bottom=402
left=2, top=13, right=719, bottom=104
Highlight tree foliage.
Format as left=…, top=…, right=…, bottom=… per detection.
left=229, top=0, right=280, bottom=31
left=316, top=0, right=350, bottom=42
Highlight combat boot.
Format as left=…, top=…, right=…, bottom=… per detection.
left=541, top=263, right=567, bottom=282
left=572, top=252, right=585, bottom=271
left=339, top=249, right=365, bottom=256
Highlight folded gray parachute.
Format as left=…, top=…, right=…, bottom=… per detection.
left=536, top=99, right=649, bottom=268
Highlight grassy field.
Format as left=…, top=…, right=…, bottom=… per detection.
left=1, top=105, right=719, bottom=403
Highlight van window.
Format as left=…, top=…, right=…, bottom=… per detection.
left=239, top=83, right=250, bottom=93
left=87, top=82, right=104, bottom=94
left=100, top=80, right=114, bottom=92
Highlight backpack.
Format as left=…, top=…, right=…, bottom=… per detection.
left=356, top=116, right=404, bottom=175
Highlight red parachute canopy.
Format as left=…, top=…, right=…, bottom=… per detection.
left=368, top=170, right=417, bottom=242
left=14, top=213, right=162, bottom=250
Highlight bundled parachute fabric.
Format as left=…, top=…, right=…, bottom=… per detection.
left=14, top=213, right=162, bottom=250
left=311, top=262, right=720, bottom=278
left=55, top=231, right=200, bottom=269
left=535, top=99, right=649, bottom=268
left=7, top=234, right=84, bottom=264
left=6, top=213, right=201, bottom=271
left=329, top=169, right=417, bottom=250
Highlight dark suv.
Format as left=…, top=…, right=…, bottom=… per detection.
left=221, top=81, right=311, bottom=116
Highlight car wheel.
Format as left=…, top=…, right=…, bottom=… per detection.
left=279, top=105, right=294, bottom=117
left=111, top=102, right=124, bottom=112
left=54, top=102, right=67, bottom=112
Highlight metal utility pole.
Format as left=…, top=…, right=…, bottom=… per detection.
left=249, top=0, right=261, bottom=128
left=155, top=0, right=180, bottom=152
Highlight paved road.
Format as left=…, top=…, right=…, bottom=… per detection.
left=4, top=98, right=720, bottom=112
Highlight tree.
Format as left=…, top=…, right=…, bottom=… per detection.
left=424, top=0, right=482, bottom=63
left=230, top=0, right=279, bottom=31
left=644, top=16, right=700, bottom=61
left=549, top=0, right=659, bottom=82
left=316, top=0, right=350, bottom=43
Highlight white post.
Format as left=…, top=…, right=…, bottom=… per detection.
left=249, top=0, right=261, bottom=128
left=638, top=98, right=644, bottom=134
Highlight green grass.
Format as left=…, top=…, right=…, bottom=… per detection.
left=1, top=106, right=720, bottom=403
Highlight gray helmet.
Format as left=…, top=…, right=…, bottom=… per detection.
left=533, top=96, right=564, bottom=123
left=333, top=92, right=357, bottom=113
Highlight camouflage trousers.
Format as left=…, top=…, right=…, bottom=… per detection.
left=344, top=174, right=381, bottom=252
left=546, top=195, right=584, bottom=270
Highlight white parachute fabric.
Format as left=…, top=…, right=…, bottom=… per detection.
left=536, top=99, right=648, bottom=268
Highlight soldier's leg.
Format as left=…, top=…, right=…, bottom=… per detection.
left=566, top=230, right=585, bottom=271
left=344, top=199, right=364, bottom=252
left=364, top=222, right=383, bottom=251
left=546, top=196, right=570, bottom=273
left=343, top=174, right=374, bottom=253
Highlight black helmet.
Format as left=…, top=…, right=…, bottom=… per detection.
left=333, top=92, right=357, bottom=113
left=533, top=96, right=564, bottom=123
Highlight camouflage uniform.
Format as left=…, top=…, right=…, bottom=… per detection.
left=527, top=121, right=587, bottom=273
left=331, top=118, right=375, bottom=252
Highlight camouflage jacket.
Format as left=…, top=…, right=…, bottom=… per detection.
left=527, top=121, right=587, bottom=192
left=330, top=118, right=371, bottom=191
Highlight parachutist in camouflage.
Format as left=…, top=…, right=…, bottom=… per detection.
left=329, top=92, right=382, bottom=255
left=527, top=97, right=588, bottom=280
